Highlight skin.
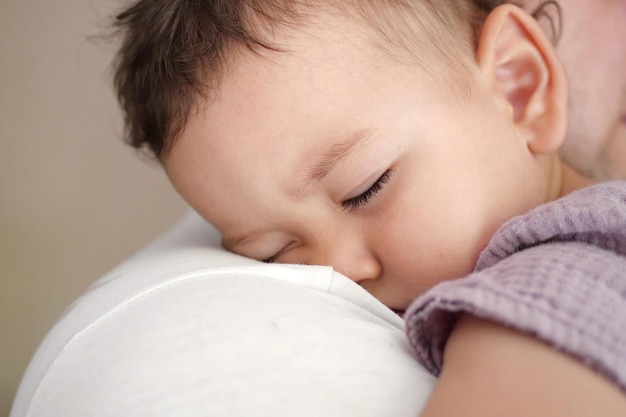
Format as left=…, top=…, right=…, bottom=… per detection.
left=527, top=0, right=626, bottom=179
left=165, top=4, right=624, bottom=415
left=166, top=4, right=583, bottom=311
left=423, top=315, right=626, bottom=417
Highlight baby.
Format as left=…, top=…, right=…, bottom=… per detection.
left=112, top=0, right=626, bottom=414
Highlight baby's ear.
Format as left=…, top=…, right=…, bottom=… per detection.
left=476, top=5, right=567, bottom=155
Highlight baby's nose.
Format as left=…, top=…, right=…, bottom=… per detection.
left=314, top=240, right=381, bottom=285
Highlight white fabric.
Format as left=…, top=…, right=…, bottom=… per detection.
left=11, top=212, right=435, bottom=417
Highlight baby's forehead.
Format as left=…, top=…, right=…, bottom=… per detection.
left=166, top=0, right=471, bottom=159
left=176, top=6, right=474, bottom=170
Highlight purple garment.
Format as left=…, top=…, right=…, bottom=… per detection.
left=405, top=181, right=626, bottom=392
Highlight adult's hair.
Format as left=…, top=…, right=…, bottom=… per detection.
left=112, top=0, right=560, bottom=160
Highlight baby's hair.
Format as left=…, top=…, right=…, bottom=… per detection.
left=111, top=0, right=560, bottom=159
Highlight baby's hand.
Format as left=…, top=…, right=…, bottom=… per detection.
left=419, top=315, right=626, bottom=417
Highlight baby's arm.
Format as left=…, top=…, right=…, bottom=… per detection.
left=420, top=314, right=626, bottom=416
left=406, top=183, right=626, bottom=414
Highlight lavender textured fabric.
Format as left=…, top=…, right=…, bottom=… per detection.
left=405, top=181, right=626, bottom=392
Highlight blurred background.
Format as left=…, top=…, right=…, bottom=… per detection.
left=0, top=1, right=188, bottom=414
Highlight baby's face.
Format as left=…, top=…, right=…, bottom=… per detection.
left=165, top=16, right=551, bottom=310
left=556, top=0, right=626, bottom=179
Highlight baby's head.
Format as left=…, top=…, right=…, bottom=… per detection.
left=114, top=0, right=568, bottom=309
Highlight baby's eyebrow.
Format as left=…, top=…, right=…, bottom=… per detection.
left=293, top=129, right=372, bottom=198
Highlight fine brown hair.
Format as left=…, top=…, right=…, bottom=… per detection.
left=111, top=0, right=561, bottom=160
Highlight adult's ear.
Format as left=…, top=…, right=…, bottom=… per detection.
left=476, top=4, right=567, bottom=155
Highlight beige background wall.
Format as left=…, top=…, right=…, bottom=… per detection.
left=0, top=1, right=188, bottom=414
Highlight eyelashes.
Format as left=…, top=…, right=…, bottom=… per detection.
left=262, top=256, right=277, bottom=264
left=342, top=170, right=393, bottom=212
left=263, top=169, right=393, bottom=263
